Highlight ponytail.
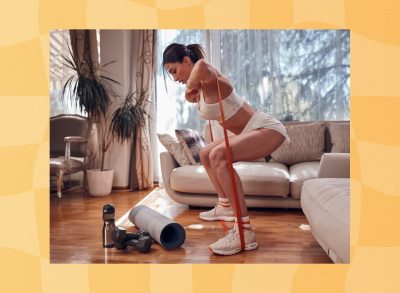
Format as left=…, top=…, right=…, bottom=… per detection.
left=186, top=44, right=206, bottom=63
left=162, top=43, right=206, bottom=66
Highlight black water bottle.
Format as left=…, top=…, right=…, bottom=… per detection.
left=102, top=204, right=116, bottom=248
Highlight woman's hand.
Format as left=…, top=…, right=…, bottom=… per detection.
left=185, top=88, right=199, bottom=103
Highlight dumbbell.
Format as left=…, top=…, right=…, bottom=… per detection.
left=125, top=236, right=152, bottom=253
left=111, top=227, right=152, bottom=253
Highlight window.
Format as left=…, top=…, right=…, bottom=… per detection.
left=219, top=30, right=350, bottom=121
left=50, top=30, right=102, bottom=117
left=156, top=29, right=349, bottom=132
left=50, top=30, right=85, bottom=117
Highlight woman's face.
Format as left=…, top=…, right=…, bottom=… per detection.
left=164, top=56, right=193, bottom=85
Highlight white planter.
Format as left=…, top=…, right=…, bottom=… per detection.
left=87, top=169, right=114, bottom=196
left=104, top=139, right=131, bottom=187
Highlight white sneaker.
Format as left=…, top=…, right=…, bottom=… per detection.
left=209, top=224, right=258, bottom=255
left=199, top=202, right=235, bottom=221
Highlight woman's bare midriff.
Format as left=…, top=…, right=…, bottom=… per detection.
left=221, top=102, right=256, bottom=135
left=201, top=74, right=256, bottom=134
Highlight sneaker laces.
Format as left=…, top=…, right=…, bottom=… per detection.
left=225, top=224, right=254, bottom=241
left=210, top=202, right=219, bottom=215
left=221, top=225, right=240, bottom=244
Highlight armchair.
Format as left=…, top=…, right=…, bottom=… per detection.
left=50, top=114, right=91, bottom=198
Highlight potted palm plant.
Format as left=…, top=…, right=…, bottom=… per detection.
left=59, top=45, right=149, bottom=196
left=86, top=90, right=150, bottom=196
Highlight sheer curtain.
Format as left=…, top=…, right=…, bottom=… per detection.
left=129, top=30, right=157, bottom=190
left=69, top=30, right=102, bottom=170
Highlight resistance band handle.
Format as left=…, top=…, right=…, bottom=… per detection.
left=215, top=78, right=245, bottom=251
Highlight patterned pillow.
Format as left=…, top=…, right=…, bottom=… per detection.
left=157, top=133, right=191, bottom=166
left=329, top=123, right=350, bottom=153
left=175, top=129, right=206, bottom=165
left=271, top=122, right=326, bottom=165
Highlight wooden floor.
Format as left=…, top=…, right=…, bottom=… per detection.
left=50, top=187, right=332, bottom=264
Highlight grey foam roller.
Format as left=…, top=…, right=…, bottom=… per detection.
left=128, top=205, right=185, bottom=249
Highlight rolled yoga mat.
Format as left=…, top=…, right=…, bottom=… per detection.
left=128, top=205, right=186, bottom=249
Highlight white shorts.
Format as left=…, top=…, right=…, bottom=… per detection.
left=241, top=110, right=291, bottom=146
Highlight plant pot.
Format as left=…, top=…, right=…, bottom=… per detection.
left=86, top=169, right=114, bottom=196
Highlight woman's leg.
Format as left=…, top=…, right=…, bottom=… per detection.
left=209, top=128, right=285, bottom=218
left=199, top=137, right=236, bottom=221
left=203, top=128, right=285, bottom=255
left=199, top=137, right=226, bottom=198
left=208, top=128, right=285, bottom=255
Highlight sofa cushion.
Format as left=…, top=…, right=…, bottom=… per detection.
left=271, top=122, right=326, bottom=165
left=328, top=122, right=350, bottom=153
left=170, top=161, right=290, bottom=197
left=301, top=178, right=350, bottom=263
left=289, top=161, right=320, bottom=198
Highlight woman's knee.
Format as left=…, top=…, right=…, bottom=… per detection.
left=209, top=147, right=228, bottom=170
left=199, top=147, right=211, bottom=166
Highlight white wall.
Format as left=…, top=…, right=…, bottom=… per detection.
left=100, top=30, right=132, bottom=188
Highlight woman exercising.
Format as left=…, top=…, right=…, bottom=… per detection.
left=162, top=43, right=290, bottom=256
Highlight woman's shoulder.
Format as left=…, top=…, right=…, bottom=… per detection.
left=194, top=59, right=214, bottom=72
left=201, top=76, right=233, bottom=101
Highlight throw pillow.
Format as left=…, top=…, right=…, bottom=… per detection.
left=329, top=123, right=350, bottom=153
left=271, top=122, right=326, bottom=165
left=175, top=129, right=206, bottom=165
left=157, top=133, right=191, bottom=166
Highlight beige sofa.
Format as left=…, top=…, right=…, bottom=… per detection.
left=301, top=153, right=350, bottom=263
left=160, top=121, right=349, bottom=208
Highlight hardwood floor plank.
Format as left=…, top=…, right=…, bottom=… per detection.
left=50, top=188, right=332, bottom=264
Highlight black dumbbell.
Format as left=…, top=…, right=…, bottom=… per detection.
left=129, top=230, right=150, bottom=239
left=111, top=227, right=152, bottom=253
left=126, top=236, right=152, bottom=253
left=112, top=227, right=150, bottom=242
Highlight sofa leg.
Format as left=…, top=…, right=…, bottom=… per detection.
left=56, top=170, right=64, bottom=198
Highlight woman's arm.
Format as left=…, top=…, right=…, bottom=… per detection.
left=185, top=88, right=199, bottom=103
left=186, top=59, right=218, bottom=91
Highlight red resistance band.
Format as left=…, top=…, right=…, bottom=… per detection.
left=208, top=78, right=245, bottom=252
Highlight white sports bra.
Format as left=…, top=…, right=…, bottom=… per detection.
left=197, top=88, right=244, bottom=122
